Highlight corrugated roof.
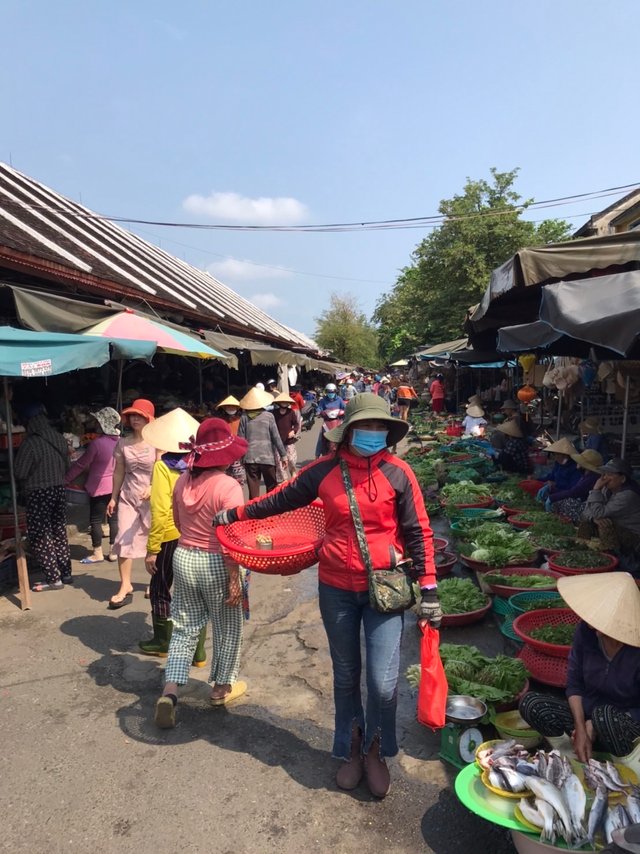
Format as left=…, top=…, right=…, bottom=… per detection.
left=0, top=162, right=313, bottom=349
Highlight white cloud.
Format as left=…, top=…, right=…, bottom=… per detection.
left=183, top=191, right=309, bottom=225
left=206, top=258, right=293, bottom=282
left=249, top=293, right=285, bottom=310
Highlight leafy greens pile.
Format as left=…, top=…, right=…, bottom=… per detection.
left=458, top=522, right=538, bottom=567
left=406, top=642, right=529, bottom=706
left=437, top=578, right=489, bottom=614
left=530, top=624, right=576, bottom=645
left=440, top=481, right=492, bottom=505
left=551, top=549, right=612, bottom=568
left=483, top=572, right=556, bottom=589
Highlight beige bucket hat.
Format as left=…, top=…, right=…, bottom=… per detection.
left=142, top=408, right=200, bottom=453
left=544, top=438, right=576, bottom=457
left=466, top=404, right=485, bottom=418
left=496, top=420, right=524, bottom=439
left=324, top=392, right=408, bottom=446
left=239, top=387, right=274, bottom=410
left=557, top=572, right=640, bottom=647
left=215, top=395, right=240, bottom=410
left=570, top=449, right=603, bottom=473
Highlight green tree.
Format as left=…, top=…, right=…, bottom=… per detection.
left=373, top=168, right=571, bottom=361
left=315, top=293, right=380, bottom=366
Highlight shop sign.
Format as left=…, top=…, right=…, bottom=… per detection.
left=20, top=359, right=53, bottom=377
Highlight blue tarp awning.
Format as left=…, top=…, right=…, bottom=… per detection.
left=0, top=327, right=156, bottom=377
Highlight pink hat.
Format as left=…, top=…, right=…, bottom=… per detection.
left=179, top=417, right=248, bottom=469
left=121, top=398, right=155, bottom=424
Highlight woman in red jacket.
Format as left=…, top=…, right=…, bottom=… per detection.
left=215, top=393, right=440, bottom=798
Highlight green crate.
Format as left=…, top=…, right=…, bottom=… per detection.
left=499, top=614, right=524, bottom=645
left=508, top=590, right=565, bottom=615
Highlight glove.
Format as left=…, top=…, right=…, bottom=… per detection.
left=536, top=484, right=550, bottom=502
left=544, top=497, right=553, bottom=513
left=419, top=588, right=442, bottom=629
left=212, top=508, right=239, bottom=528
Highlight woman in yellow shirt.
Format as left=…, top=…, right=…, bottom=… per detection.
left=137, top=409, right=206, bottom=660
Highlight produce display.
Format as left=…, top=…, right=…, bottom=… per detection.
left=440, top=481, right=493, bottom=505
left=436, top=578, right=488, bottom=614
left=513, top=513, right=576, bottom=537
left=483, top=572, right=557, bottom=589
left=551, top=549, right=613, bottom=569
left=528, top=533, right=577, bottom=552
left=492, top=483, right=537, bottom=507
left=529, top=624, right=577, bottom=646
left=458, top=523, right=538, bottom=567
left=520, top=597, right=566, bottom=611
left=476, top=742, right=640, bottom=848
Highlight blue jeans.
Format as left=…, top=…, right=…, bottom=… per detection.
left=318, top=581, right=404, bottom=760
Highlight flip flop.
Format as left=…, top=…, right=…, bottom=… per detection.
left=108, top=592, right=133, bottom=610
left=209, top=680, right=247, bottom=707
left=80, top=557, right=104, bottom=564
left=31, top=581, right=64, bottom=592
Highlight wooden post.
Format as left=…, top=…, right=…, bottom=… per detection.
left=3, top=378, right=31, bottom=610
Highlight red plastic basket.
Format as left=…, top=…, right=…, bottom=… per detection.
left=440, top=599, right=491, bottom=627
left=435, top=551, right=457, bottom=577
left=433, top=536, right=449, bottom=552
left=441, top=496, right=494, bottom=510
left=216, top=501, right=325, bottom=575
left=508, top=514, right=536, bottom=529
left=482, top=567, right=559, bottom=598
left=517, top=645, right=568, bottom=688
left=512, top=608, right=580, bottom=658
left=518, top=479, right=545, bottom=498
left=547, top=551, right=619, bottom=576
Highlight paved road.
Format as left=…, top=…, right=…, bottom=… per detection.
left=0, top=422, right=516, bottom=853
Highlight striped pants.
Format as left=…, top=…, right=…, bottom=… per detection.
left=164, top=546, right=243, bottom=687
left=520, top=692, right=640, bottom=757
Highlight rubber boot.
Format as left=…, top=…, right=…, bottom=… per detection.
left=139, top=615, right=172, bottom=657
left=336, top=726, right=363, bottom=790
left=192, top=625, right=207, bottom=668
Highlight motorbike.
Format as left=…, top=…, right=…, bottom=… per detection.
left=316, top=407, right=345, bottom=456
left=300, top=399, right=318, bottom=431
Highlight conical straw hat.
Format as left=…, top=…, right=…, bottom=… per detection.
left=570, top=449, right=603, bottom=473
left=557, top=572, right=640, bottom=647
left=215, top=395, right=240, bottom=409
left=142, top=408, right=200, bottom=453
left=496, top=420, right=523, bottom=438
left=272, top=392, right=295, bottom=405
left=544, top=437, right=576, bottom=456
left=466, top=404, right=485, bottom=418
left=467, top=395, right=482, bottom=406
left=239, top=387, right=274, bottom=410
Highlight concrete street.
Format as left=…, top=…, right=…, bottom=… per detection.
left=0, top=424, right=516, bottom=853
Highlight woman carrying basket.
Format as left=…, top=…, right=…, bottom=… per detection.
left=214, top=393, right=439, bottom=798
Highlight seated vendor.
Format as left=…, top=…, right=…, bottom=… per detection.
left=520, top=572, right=640, bottom=761
left=461, top=404, right=487, bottom=437
left=536, top=437, right=580, bottom=502
left=546, top=449, right=602, bottom=523
left=579, top=416, right=609, bottom=461
left=494, top=420, right=529, bottom=473
left=579, top=458, right=640, bottom=572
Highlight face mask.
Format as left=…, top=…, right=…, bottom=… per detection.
left=223, top=408, right=238, bottom=416
left=326, top=392, right=337, bottom=400
left=278, top=406, right=289, bottom=414
left=350, top=428, right=389, bottom=456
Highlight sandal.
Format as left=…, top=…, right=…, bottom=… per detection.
left=31, top=581, right=64, bottom=592
left=108, top=591, right=133, bottom=610
left=210, top=680, right=247, bottom=706
left=80, top=557, right=104, bottom=565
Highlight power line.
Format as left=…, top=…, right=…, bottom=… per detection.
left=4, top=181, right=639, bottom=233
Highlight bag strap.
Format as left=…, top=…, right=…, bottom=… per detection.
left=339, top=459, right=374, bottom=578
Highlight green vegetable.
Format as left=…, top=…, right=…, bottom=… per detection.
left=529, top=533, right=577, bottom=552
left=521, top=597, right=566, bottom=611
left=440, top=481, right=492, bottom=505
left=530, top=624, right=576, bottom=645
left=434, top=577, right=489, bottom=614
left=483, top=572, right=556, bottom=589
left=551, top=549, right=612, bottom=568
left=457, top=522, right=538, bottom=567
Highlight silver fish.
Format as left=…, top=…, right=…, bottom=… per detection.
left=515, top=760, right=539, bottom=777
left=524, top=776, right=573, bottom=845
left=537, top=750, right=548, bottom=780
left=587, top=785, right=608, bottom=845
left=626, top=793, right=640, bottom=824
left=518, top=797, right=545, bottom=831
left=489, top=768, right=505, bottom=791
left=498, top=766, right=527, bottom=793
left=562, top=771, right=587, bottom=841
left=491, top=738, right=517, bottom=758
left=605, top=760, right=629, bottom=789
left=588, top=759, right=628, bottom=793
left=547, top=751, right=566, bottom=788
left=604, top=803, right=630, bottom=845
left=535, top=798, right=557, bottom=846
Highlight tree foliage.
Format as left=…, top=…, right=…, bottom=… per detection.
left=373, top=168, right=572, bottom=362
left=315, top=293, right=379, bottom=367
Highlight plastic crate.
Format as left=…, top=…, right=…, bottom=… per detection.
left=508, top=590, right=564, bottom=615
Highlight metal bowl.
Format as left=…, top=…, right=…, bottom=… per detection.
left=445, top=694, right=487, bottom=725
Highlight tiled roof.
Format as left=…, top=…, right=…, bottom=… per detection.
left=0, top=162, right=313, bottom=349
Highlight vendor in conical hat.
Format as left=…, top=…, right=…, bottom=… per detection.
left=545, top=449, right=603, bottom=524
left=520, top=572, right=640, bottom=762
left=494, top=419, right=529, bottom=474
left=462, top=403, right=487, bottom=437
left=238, top=387, right=287, bottom=499
left=535, top=437, right=581, bottom=505
left=578, top=415, right=610, bottom=460
left=215, top=395, right=241, bottom=435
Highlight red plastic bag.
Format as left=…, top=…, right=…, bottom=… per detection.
left=417, top=623, right=448, bottom=730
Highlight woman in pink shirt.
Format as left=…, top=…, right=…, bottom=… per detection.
left=154, top=417, right=248, bottom=729
left=65, top=407, right=121, bottom=564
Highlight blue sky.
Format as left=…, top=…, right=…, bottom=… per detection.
left=3, top=0, right=639, bottom=339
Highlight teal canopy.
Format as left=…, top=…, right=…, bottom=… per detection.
left=0, top=326, right=156, bottom=377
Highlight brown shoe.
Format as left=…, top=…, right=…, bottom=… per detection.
left=364, top=739, right=390, bottom=798
left=336, top=727, right=363, bottom=790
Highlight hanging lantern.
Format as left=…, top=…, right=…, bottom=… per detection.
left=518, top=354, right=536, bottom=374
left=517, top=384, right=536, bottom=403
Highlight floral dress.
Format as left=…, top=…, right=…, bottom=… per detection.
left=112, top=440, right=155, bottom=559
